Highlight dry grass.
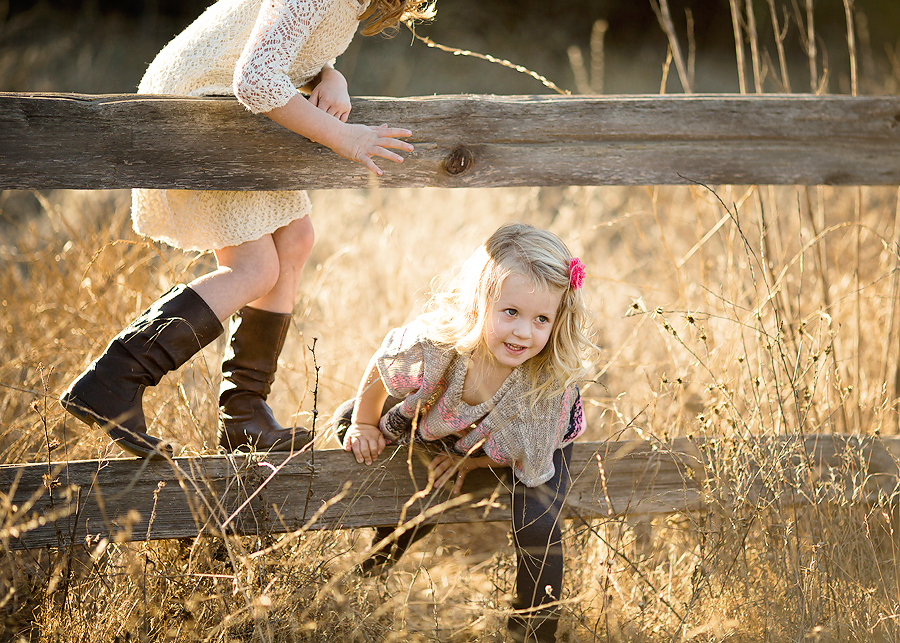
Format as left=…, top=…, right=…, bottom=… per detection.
left=4, top=183, right=900, bottom=642
left=5, top=0, right=900, bottom=641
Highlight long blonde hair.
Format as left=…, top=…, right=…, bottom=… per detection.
left=359, top=0, right=436, bottom=36
left=421, top=222, right=598, bottom=402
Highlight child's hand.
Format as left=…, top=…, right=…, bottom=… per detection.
left=343, top=422, right=387, bottom=465
left=333, top=123, right=414, bottom=176
left=428, top=454, right=477, bottom=495
left=308, top=67, right=351, bottom=122
left=263, top=93, right=413, bottom=177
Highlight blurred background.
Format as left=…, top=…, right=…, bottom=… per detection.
left=3, top=0, right=900, bottom=95
left=5, top=2, right=900, bottom=641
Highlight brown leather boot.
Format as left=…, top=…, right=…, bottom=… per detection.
left=218, top=306, right=311, bottom=452
left=60, top=285, right=224, bottom=458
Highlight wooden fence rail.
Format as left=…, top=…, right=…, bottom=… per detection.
left=4, top=92, right=900, bottom=551
left=3, top=435, right=899, bottom=551
left=2, top=93, right=900, bottom=190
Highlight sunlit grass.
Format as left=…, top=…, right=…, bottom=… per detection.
left=4, top=183, right=900, bottom=641
left=4, top=0, right=900, bottom=640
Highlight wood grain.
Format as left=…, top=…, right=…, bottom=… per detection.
left=2, top=93, right=899, bottom=189
left=2, top=436, right=897, bottom=550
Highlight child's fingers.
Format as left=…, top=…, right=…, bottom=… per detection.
left=427, top=456, right=445, bottom=483
left=370, top=147, right=406, bottom=164
left=361, top=156, right=383, bottom=176
left=442, top=470, right=466, bottom=494
left=375, top=125, right=412, bottom=139
left=429, top=455, right=464, bottom=492
left=352, top=440, right=371, bottom=465
left=452, top=470, right=467, bottom=495
left=375, top=136, right=415, bottom=153
left=373, top=434, right=386, bottom=457
left=435, top=471, right=453, bottom=490
left=326, top=105, right=350, bottom=121
left=350, top=435, right=377, bottom=465
left=371, top=127, right=414, bottom=151
left=364, top=139, right=413, bottom=171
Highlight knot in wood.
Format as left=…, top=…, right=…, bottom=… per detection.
left=442, top=145, right=473, bottom=176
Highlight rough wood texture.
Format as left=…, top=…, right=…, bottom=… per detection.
left=2, top=93, right=899, bottom=189
left=2, top=436, right=898, bottom=551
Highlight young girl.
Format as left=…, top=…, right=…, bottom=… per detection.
left=336, top=222, right=596, bottom=642
left=60, top=0, right=434, bottom=458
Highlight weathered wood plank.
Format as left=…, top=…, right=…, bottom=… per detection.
left=2, top=93, right=899, bottom=189
left=2, top=436, right=898, bottom=551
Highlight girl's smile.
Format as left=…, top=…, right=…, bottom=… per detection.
left=484, top=272, right=563, bottom=371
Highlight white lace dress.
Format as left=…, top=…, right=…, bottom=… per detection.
left=132, top=0, right=365, bottom=250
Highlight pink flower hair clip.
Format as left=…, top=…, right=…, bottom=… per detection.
left=568, top=257, right=586, bottom=290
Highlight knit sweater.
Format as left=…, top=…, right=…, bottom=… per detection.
left=375, top=321, right=586, bottom=487
left=132, top=0, right=365, bottom=250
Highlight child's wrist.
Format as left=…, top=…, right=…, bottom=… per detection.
left=319, top=65, right=346, bottom=84
left=316, top=118, right=349, bottom=151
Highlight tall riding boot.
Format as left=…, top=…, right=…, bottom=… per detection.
left=218, top=306, right=312, bottom=452
left=60, top=285, right=224, bottom=458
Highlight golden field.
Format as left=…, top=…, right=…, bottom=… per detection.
left=4, top=1, right=900, bottom=641
left=4, top=182, right=900, bottom=641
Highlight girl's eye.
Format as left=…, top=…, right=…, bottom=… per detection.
left=537, top=315, right=550, bottom=324
left=504, top=308, right=518, bottom=316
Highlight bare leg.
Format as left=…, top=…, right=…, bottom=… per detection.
left=212, top=216, right=316, bottom=452
left=189, top=234, right=281, bottom=321
left=251, top=215, right=315, bottom=313
left=62, top=217, right=315, bottom=457
left=186, top=216, right=314, bottom=318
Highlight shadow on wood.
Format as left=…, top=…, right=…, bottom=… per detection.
left=2, top=435, right=898, bottom=551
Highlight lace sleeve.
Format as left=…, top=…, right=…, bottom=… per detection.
left=233, top=0, right=334, bottom=114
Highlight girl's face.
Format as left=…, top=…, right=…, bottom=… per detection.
left=483, top=272, right=563, bottom=371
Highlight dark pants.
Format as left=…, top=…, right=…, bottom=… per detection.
left=512, top=443, right=571, bottom=614
left=334, top=398, right=571, bottom=641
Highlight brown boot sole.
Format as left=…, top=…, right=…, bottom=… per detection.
left=60, top=393, right=173, bottom=460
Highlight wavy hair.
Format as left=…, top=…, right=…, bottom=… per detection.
left=359, top=0, right=436, bottom=36
left=421, top=222, right=598, bottom=404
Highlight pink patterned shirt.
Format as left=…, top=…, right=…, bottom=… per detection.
left=374, top=321, right=585, bottom=487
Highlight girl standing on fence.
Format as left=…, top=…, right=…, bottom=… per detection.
left=60, top=0, right=434, bottom=458
left=335, top=222, right=597, bottom=642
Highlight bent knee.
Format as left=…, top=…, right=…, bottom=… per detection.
left=227, top=246, right=281, bottom=301
left=241, top=254, right=281, bottom=301
left=275, top=216, right=315, bottom=266
left=256, top=256, right=282, bottom=296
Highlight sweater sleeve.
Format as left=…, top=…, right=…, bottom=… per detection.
left=233, top=0, right=333, bottom=113
left=562, top=386, right=586, bottom=444
left=374, top=324, right=428, bottom=400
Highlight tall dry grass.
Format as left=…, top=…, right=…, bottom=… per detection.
left=4, top=0, right=900, bottom=641
left=4, top=183, right=900, bottom=641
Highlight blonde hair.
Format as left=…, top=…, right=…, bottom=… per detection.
left=359, top=0, right=436, bottom=36
left=421, top=222, right=597, bottom=403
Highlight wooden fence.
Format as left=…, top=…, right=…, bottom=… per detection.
left=3, top=93, right=900, bottom=189
left=3, top=435, right=900, bottom=551
left=2, top=92, right=900, bottom=551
